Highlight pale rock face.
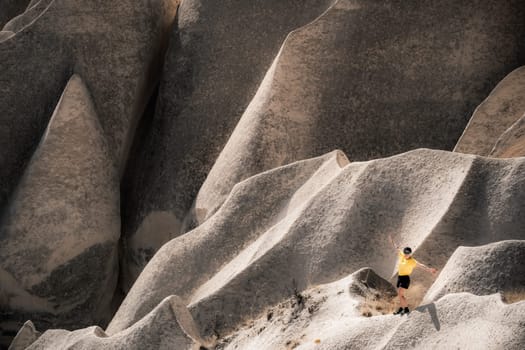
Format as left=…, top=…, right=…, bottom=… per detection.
left=423, top=240, right=525, bottom=303
left=8, top=321, right=40, bottom=350
left=220, top=284, right=525, bottom=350
left=109, top=149, right=525, bottom=339
left=110, top=150, right=349, bottom=334
left=15, top=296, right=214, bottom=350
left=0, top=75, right=120, bottom=336
left=20, top=273, right=525, bottom=350
left=455, top=66, right=525, bottom=156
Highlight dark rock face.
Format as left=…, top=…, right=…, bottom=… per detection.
left=193, top=0, right=525, bottom=229
left=455, top=67, right=525, bottom=156
left=0, top=75, right=120, bottom=340
left=349, top=268, right=397, bottom=299
left=0, top=0, right=31, bottom=28
left=0, top=0, right=178, bottom=214
left=120, top=0, right=337, bottom=290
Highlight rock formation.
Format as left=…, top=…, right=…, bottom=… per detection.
left=191, top=0, right=525, bottom=233
left=121, top=0, right=525, bottom=290
left=108, top=149, right=525, bottom=340
left=423, top=240, right=525, bottom=303
left=490, top=113, right=525, bottom=157
left=15, top=296, right=214, bottom=350
left=0, top=75, right=119, bottom=338
left=220, top=291, right=525, bottom=350
left=0, top=0, right=31, bottom=29
left=1, top=0, right=525, bottom=349
left=120, top=0, right=337, bottom=290
left=0, top=0, right=178, bottom=214
left=455, top=66, right=525, bottom=157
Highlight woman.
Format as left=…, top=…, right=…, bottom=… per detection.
left=389, top=234, right=437, bottom=315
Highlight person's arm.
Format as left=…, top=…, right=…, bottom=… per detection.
left=389, top=234, right=400, bottom=251
left=416, top=261, right=437, bottom=275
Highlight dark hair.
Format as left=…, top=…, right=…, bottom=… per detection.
left=403, top=247, right=412, bottom=254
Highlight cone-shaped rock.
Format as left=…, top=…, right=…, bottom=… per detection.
left=0, top=75, right=120, bottom=339
left=0, top=0, right=178, bottom=216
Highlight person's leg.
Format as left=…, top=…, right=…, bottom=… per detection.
left=394, top=276, right=405, bottom=314
left=398, top=287, right=407, bottom=308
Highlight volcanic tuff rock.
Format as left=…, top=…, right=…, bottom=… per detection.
left=218, top=286, right=525, bottom=350
left=423, top=240, right=525, bottom=303
left=490, top=113, right=525, bottom=158
left=0, top=0, right=30, bottom=29
left=120, top=0, right=525, bottom=290
left=109, top=149, right=525, bottom=339
left=120, top=0, right=337, bottom=290
left=455, top=66, right=525, bottom=157
left=0, top=75, right=119, bottom=336
left=1, top=0, right=525, bottom=349
left=191, top=0, right=525, bottom=231
left=19, top=273, right=525, bottom=349
left=16, top=296, right=214, bottom=350
left=0, top=0, right=178, bottom=215
left=7, top=321, right=40, bottom=350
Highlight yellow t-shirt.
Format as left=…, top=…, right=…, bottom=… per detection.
left=398, top=250, right=418, bottom=276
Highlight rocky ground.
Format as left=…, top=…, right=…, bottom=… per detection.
left=1, top=1, right=524, bottom=349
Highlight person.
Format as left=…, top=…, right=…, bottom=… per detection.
left=389, top=234, right=437, bottom=315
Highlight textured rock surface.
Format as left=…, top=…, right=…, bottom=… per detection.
left=490, top=113, right=525, bottom=157
left=455, top=66, right=525, bottom=156
left=120, top=0, right=336, bottom=290
left=109, top=149, right=525, bottom=339
left=22, top=277, right=525, bottom=350
left=13, top=296, right=214, bottom=350
left=8, top=321, right=40, bottom=350
left=1, top=1, right=525, bottom=349
left=423, top=240, right=525, bottom=303
left=192, top=0, right=525, bottom=229
left=0, top=0, right=31, bottom=29
left=348, top=268, right=397, bottom=300
left=110, top=150, right=350, bottom=334
left=0, top=75, right=120, bottom=337
left=0, top=0, right=178, bottom=214
left=218, top=288, right=525, bottom=350
left=121, top=0, right=525, bottom=291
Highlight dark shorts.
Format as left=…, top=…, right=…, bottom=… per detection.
left=397, top=275, right=410, bottom=289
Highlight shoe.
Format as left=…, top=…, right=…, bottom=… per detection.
left=403, top=307, right=410, bottom=315
left=393, top=307, right=404, bottom=315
